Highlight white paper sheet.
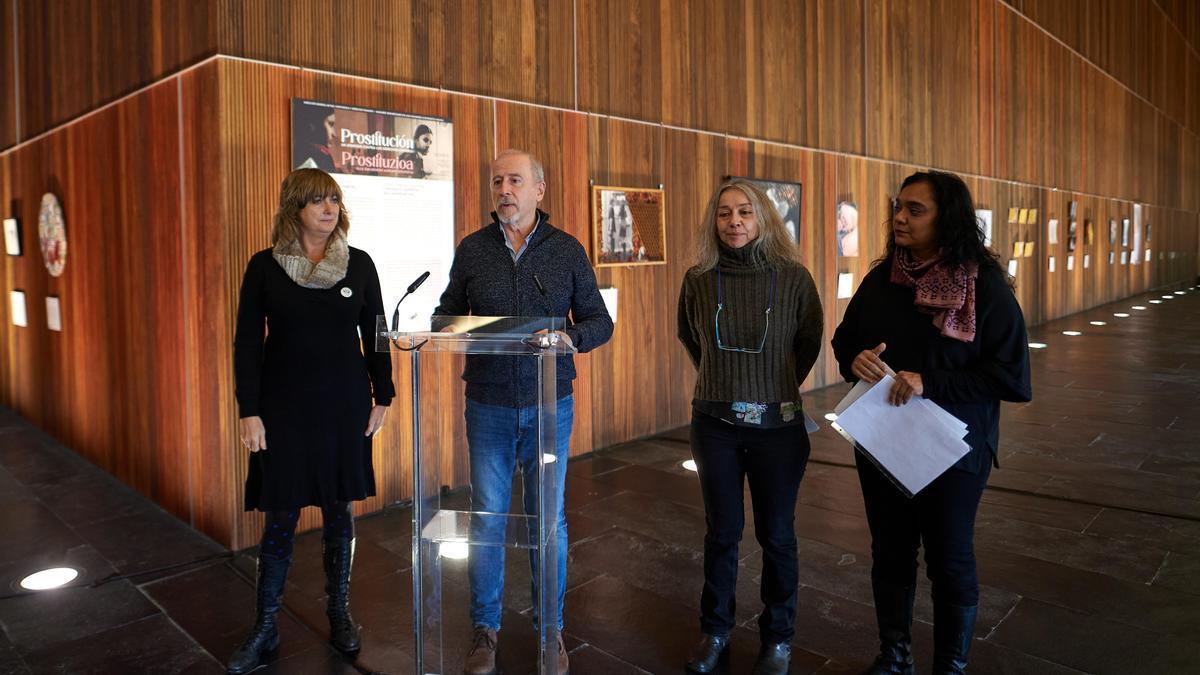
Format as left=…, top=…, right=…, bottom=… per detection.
left=1048, top=256, right=1055, bottom=273
left=599, top=287, right=618, bottom=323
left=45, top=296, right=62, bottom=332
left=1007, top=259, right=1018, bottom=277
left=837, top=272, right=854, bottom=299
left=833, top=375, right=971, bottom=496
left=10, top=291, right=27, bottom=327
left=1067, top=255, right=1074, bottom=271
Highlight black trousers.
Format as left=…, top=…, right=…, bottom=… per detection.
left=855, top=450, right=991, bottom=606
left=690, top=412, right=811, bottom=643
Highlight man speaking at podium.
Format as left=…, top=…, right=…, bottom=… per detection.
left=433, top=148, right=613, bottom=674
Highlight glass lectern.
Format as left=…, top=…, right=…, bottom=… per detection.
left=378, top=315, right=573, bottom=675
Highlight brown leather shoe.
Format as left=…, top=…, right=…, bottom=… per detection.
left=463, top=626, right=497, bottom=675
left=557, top=632, right=569, bottom=674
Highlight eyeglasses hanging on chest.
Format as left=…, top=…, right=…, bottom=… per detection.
left=713, top=268, right=776, bottom=354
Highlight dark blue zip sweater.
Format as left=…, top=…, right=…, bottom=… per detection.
left=433, top=209, right=614, bottom=406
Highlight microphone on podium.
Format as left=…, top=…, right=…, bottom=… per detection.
left=391, top=271, right=431, bottom=332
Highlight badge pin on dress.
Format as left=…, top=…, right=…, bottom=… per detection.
left=340, top=287, right=353, bottom=298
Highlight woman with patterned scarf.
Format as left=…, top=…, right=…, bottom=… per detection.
left=228, top=168, right=394, bottom=674
left=678, top=179, right=824, bottom=675
left=832, top=171, right=1031, bottom=675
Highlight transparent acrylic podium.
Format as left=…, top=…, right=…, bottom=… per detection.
left=378, top=315, right=574, bottom=675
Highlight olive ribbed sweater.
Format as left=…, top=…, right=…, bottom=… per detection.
left=677, top=244, right=824, bottom=403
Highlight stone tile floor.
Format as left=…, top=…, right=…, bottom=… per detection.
left=1, top=283, right=1198, bottom=673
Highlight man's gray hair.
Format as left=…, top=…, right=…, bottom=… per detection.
left=495, top=148, right=545, bottom=183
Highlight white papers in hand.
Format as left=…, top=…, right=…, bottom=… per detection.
left=833, top=375, right=971, bottom=496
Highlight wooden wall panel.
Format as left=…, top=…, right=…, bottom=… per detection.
left=994, top=4, right=1053, bottom=188
left=0, top=78, right=194, bottom=521
left=578, top=0, right=864, bottom=153
left=866, top=0, right=993, bottom=176
left=0, top=2, right=15, bottom=150
left=218, top=0, right=575, bottom=109
left=15, top=0, right=217, bottom=141
left=585, top=116, right=677, bottom=450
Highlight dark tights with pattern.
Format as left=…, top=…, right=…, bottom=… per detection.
left=259, top=502, right=355, bottom=559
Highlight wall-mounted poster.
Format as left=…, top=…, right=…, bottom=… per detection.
left=592, top=186, right=666, bottom=266
left=291, top=99, right=454, bottom=330
left=3, top=218, right=19, bottom=256
left=1066, top=201, right=1077, bottom=254
left=1131, top=204, right=1143, bottom=265
left=1047, top=218, right=1058, bottom=245
left=1109, top=218, right=1118, bottom=244
left=1145, top=222, right=1151, bottom=243
left=38, top=194, right=67, bottom=277
left=729, top=177, right=803, bottom=244
left=976, top=209, right=993, bottom=248
left=1084, top=220, right=1094, bottom=246
left=1121, top=218, right=1130, bottom=247
left=836, top=200, right=858, bottom=256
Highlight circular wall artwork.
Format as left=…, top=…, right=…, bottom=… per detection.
left=38, top=193, right=67, bottom=277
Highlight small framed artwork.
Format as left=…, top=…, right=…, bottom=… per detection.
left=976, top=209, right=993, bottom=248
left=1121, top=218, right=1130, bottom=247
left=1067, top=219, right=1077, bottom=252
left=592, top=186, right=667, bottom=267
left=1047, top=218, right=1058, bottom=245
left=1084, top=220, right=1094, bottom=246
left=728, top=177, right=803, bottom=245
left=3, top=218, right=19, bottom=256
left=1109, top=219, right=1118, bottom=244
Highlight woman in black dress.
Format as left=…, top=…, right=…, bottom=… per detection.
left=832, top=171, right=1030, bottom=674
left=227, top=168, right=394, bottom=674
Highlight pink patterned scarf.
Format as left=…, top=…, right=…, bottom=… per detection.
left=890, top=249, right=978, bottom=343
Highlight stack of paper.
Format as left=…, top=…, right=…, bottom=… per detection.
left=832, top=375, right=971, bottom=497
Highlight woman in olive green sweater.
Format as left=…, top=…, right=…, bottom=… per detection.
left=677, top=179, right=824, bottom=675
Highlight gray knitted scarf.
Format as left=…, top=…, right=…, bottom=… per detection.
left=271, top=230, right=349, bottom=289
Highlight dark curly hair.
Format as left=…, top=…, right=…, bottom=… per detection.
left=881, top=170, right=1009, bottom=285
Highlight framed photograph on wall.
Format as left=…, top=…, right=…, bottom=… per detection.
left=592, top=186, right=667, bottom=267
left=1084, top=219, right=1094, bottom=246
left=1109, top=218, right=1118, bottom=244
left=728, top=177, right=803, bottom=245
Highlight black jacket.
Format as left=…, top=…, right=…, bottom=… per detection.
left=831, top=259, right=1032, bottom=473
left=434, top=209, right=614, bottom=406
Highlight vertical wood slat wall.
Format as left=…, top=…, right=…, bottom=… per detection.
left=2, top=0, right=1199, bottom=548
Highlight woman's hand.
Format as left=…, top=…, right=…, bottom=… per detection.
left=239, top=416, right=267, bottom=453
left=888, top=371, right=924, bottom=406
left=364, top=405, right=388, bottom=437
left=851, top=343, right=889, bottom=383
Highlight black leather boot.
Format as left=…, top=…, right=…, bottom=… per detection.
left=932, top=603, right=976, bottom=674
left=863, top=582, right=915, bottom=675
left=685, top=633, right=729, bottom=673
left=752, top=642, right=791, bottom=675
left=226, top=553, right=291, bottom=674
left=323, top=537, right=361, bottom=654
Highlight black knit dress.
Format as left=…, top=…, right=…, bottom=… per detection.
left=233, top=247, right=395, bottom=511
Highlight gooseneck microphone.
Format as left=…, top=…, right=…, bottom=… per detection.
left=532, top=274, right=553, bottom=316
left=391, top=270, right=431, bottom=332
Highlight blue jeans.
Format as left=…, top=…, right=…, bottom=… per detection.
left=465, top=395, right=572, bottom=631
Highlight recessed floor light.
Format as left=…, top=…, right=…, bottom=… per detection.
left=1028, top=342, right=1048, bottom=349
left=1132, top=306, right=1147, bottom=310
left=1113, top=313, right=1130, bottom=318
left=1162, top=295, right=1174, bottom=299
left=823, top=412, right=838, bottom=421
left=440, top=541, right=469, bottom=560
left=1149, top=300, right=1163, bottom=304
left=681, top=459, right=698, bottom=472
left=1174, top=291, right=1186, bottom=295
left=1089, top=321, right=1107, bottom=326
left=1062, top=331, right=1082, bottom=336
left=19, top=568, right=79, bottom=591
